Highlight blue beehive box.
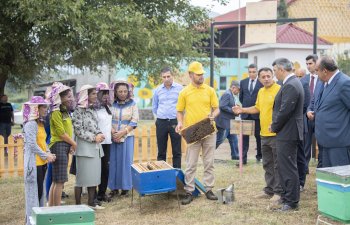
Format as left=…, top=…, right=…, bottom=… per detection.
left=132, top=161, right=177, bottom=195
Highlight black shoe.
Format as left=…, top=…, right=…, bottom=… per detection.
left=181, top=193, right=193, bottom=205
left=256, top=158, right=262, bottom=163
left=108, top=190, right=119, bottom=198
left=94, top=198, right=102, bottom=206
left=235, top=162, right=247, bottom=167
left=231, top=156, right=239, bottom=160
left=61, top=191, right=69, bottom=199
left=120, top=190, right=129, bottom=196
left=277, top=204, right=298, bottom=212
left=97, top=194, right=111, bottom=202
left=205, top=190, right=218, bottom=200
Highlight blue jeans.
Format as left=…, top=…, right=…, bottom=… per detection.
left=216, top=127, right=239, bottom=159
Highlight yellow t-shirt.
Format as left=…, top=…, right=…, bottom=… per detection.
left=176, top=83, right=219, bottom=127
left=255, top=83, right=281, bottom=137
left=36, top=123, right=47, bottom=166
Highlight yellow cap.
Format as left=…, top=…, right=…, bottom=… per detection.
left=188, top=61, right=205, bottom=74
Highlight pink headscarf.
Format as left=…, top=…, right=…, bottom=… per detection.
left=47, top=82, right=71, bottom=111
left=22, top=96, right=50, bottom=123
left=76, top=85, right=95, bottom=108
left=95, top=82, right=113, bottom=108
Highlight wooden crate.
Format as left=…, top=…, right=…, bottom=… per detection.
left=230, top=120, right=255, bottom=136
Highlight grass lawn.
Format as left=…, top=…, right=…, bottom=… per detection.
left=0, top=157, right=343, bottom=225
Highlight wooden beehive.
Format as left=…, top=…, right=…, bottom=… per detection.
left=181, top=118, right=216, bottom=145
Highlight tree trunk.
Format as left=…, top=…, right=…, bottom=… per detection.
left=0, top=74, right=8, bottom=95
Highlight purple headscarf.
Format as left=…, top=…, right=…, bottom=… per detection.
left=22, top=96, right=50, bottom=123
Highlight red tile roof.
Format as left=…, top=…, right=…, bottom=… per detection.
left=212, top=0, right=297, bottom=29
left=277, top=23, right=332, bottom=45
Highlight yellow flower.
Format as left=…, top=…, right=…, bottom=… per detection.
left=138, top=88, right=153, bottom=99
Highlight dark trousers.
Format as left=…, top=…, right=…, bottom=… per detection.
left=297, top=140, right=307, bottom=187
left=276, top=140, right=300, bottom=208
left=37, top=164, right=47, bottom=202
left=303, top=119, right=315, bottom=171
left=216, top=127, right=239, bottom=159
left=0, top=122, right=11, bottom=144
left=242, top=118, right=261, bottom=163
left=321, top=146, right=350, bottom=167
left=317, top=145, right=323, bottom=168
left=156, top=119, right=182, bottom=168
left=261, top=136, right=282, bottom=195
left=98, top=144, right=111, bottom=196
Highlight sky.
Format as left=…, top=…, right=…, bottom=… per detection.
left=190, top=0, right=261, bottom=15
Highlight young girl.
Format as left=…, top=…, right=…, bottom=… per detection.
left=23, top=96, right=56, bottom=225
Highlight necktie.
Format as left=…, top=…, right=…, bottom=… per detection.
left=310, top=75, right=315, bottom=97
left=249, top=80, right=254, bottom=95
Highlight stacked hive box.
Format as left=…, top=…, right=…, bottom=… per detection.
left=30, top=205, right=95, bottom=225
left=316, top=165, right=350, bottom=223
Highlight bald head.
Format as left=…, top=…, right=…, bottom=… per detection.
left=295, top=68, right=306, bottom=79
left=315, top=56, right=339, bottom=82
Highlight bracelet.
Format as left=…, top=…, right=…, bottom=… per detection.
left=125, top=127, right=129, bottom=134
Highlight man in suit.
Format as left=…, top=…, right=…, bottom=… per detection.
left=300, top=55, right=319, bottom=173
left=215, top=80, right=240, bottom=160
left=313, top=56, right=350, bottom=167
left=306, top=76, right=324, bottom=168
left=239, top=64, right=263, bottom=164
left=271, top=58, right=304, bottom=211
left=233, top=67, right=283, bottom=203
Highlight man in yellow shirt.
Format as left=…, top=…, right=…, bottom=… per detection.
left=176, top=61, right=220, bottom=205
left=233, top=67, right=282, bottom=204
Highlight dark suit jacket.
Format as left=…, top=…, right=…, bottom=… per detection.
left=307, top=79, right=324, bottom=112
left=300, top=75, right=312, bottom=133
left=239, top=77, right=263, bottom=120
left=271, top=75, right=304, bottom=141
left=215, top=90, right=237, bottom=129
left=315, top=72, right=350, bottom=148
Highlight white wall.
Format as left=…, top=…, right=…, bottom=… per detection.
left=247, top=48, right=326, bottom=73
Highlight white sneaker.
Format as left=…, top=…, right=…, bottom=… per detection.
left=89, top=205, right=105, bottom=210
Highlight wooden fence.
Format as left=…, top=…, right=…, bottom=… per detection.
left=0, top=125, right=187, bottom=178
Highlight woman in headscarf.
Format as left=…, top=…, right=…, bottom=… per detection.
left=73, top=85, right=105, bottom=210
left=23, top=96, right=56, bottom=225
left=95, top=82, right=113, bottom=202
left=47, top=82, right=76, bottom=206
left=108, top=81, right=139, bottom=197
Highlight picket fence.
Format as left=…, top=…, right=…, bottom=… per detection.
left=0, top=125, right=187, bottom=178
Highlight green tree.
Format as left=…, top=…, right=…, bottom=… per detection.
left=0, top=0, right=223, bottom=94
left=277, top=0, right=288, bottom=23
left=337, top=53, right=350, bottom=75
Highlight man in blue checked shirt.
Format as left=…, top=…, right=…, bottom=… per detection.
left=152, top=67, right=183, bottom=168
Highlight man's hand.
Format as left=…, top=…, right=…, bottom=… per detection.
left=232, top=105, right=243, bottom=115
left=307, top=111, right=315, bottom=121
left=175, top=122, right=183, bottom=134
left=268, top=125, right=272, bottom=133
left=208, top=114, right=215, bottom=122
